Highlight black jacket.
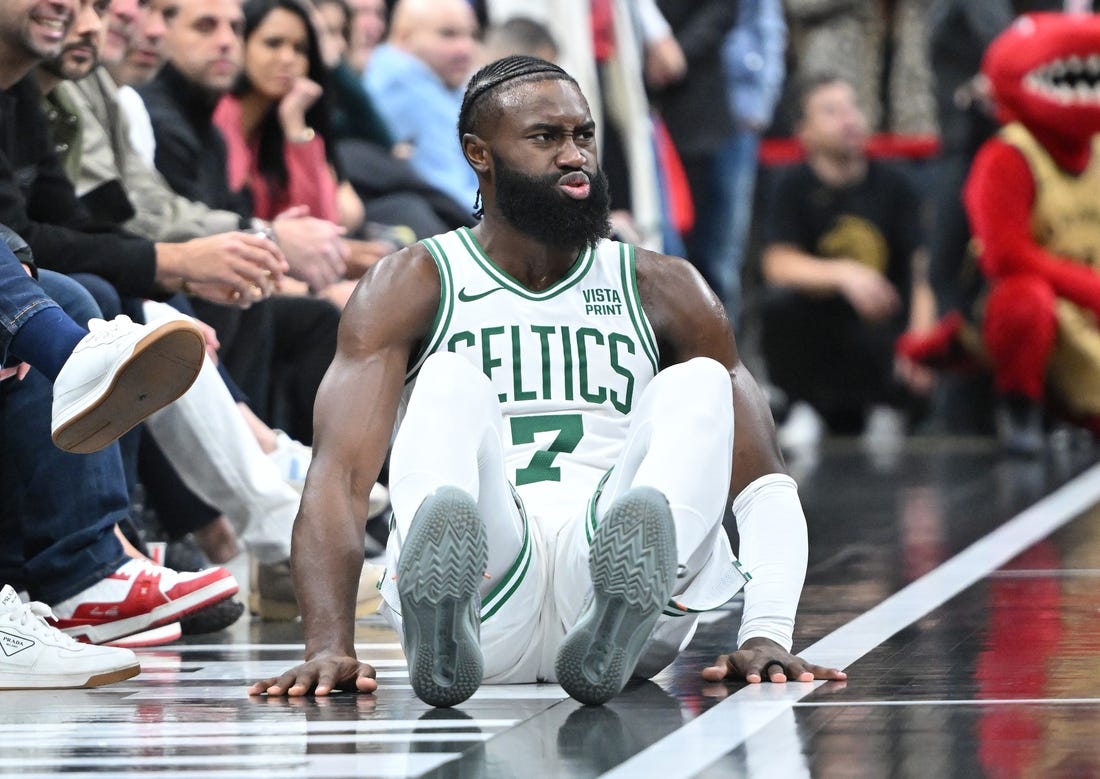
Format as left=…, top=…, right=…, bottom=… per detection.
left=651, top=0, right=739, bottom=157
left=138, top=63, right=251, bottom=217
left=0, top=76, right=157, bottom=297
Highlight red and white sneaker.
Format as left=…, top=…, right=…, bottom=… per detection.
left=49, top=559, right=239, bottom=645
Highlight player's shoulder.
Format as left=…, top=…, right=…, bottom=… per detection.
left=632, top=245, right=722, bottom=323
left=371, top=239, right=439, bottom=280
left=629, top=244, right=734, bottom=364
left=633, top=245, right=704, bottom=295
left=340, top=240, right=443, bottom=349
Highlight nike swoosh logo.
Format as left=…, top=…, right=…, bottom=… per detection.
left=457, top=286, right=506, bottom=302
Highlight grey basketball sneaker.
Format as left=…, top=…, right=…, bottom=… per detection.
left=397, top=487, right=488, bottom=707
left=555, top=486, right=677, bottom=706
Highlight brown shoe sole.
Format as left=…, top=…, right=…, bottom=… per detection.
left=52, top=320, right=205, bottom=454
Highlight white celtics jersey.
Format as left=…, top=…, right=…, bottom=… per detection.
left=401, top=227, right=660, bottom=519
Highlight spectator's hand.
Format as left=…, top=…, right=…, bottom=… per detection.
left=836, top=260, right=900, bottom=322
left=645, top=35, right=687, bottom=88
left=0, top=362, right=30, bottom=382
left=157, top=232, right=286, bottom=307
left=192, top=317, right=221, bottom=361
left=278, top=77, right=323, bottom=139
left=609, top=209, right=643, bottom=245
left=1, top=261, right=34, bottom=379
left=895, top=353, right=935, bottom=396
left=701, top=637, right=847, bottom=684
left=272, top=213, right=349, bottom=291
left=344, top=238, right=396, bottom=278
left=185, top=281, right=266, bottom=309
left=249, top=654, right=378, bottom=697
left=320, top=278, right=359, bottom=309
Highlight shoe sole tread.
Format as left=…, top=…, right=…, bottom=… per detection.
left=555, top=487, right=676, bottom=706
left=397, top=487, right=487, bottom=708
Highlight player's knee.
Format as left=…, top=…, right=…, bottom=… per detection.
left=416, top=352, right=494, bottom=406
left=653, top=358, right=732, bottom=422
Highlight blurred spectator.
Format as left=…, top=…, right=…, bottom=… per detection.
left=717, top=0, right=786, bottom=328
left=481, top=16, right=559, bottom=65
left=313, top=0, right=471, bottom=236
left=910, top=0, right=1062, bottom=438
left=760, top=74, right=935, bottom=445
left=364, top=0, right=479, bottom=215
left=345, top=0, right=388, bottom=77
left=1, top=235, right=237, bottom=649
left=926, top=1, right=1052, bottom=315
left=139, top=0, right=345, bottom=442
left=213, top=0, right=398, bottom=282
left=0, top=1, right=284, bottom=317
left=313, top=0, right=396, bottom=148
left=784, top=0, right=937, bottom=138
left=649, top=1, right=738, bottom=310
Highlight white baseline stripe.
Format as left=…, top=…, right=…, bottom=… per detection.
left=602, top=461, right=1100, bottom=779
left=793, top=697, right=1100, bottom=707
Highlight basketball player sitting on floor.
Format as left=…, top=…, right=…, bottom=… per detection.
left=250, top=55, right=846, bottom=707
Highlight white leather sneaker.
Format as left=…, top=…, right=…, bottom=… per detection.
left=268, top=430, right=390, bottom=517
left=0, top=585, right=140, bottom=689
left=51, top=315, right=205, bottom=454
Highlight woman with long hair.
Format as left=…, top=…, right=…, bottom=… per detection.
left=215, top=0, right=376, bottom=267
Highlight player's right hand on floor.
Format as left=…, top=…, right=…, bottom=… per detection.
left=248, top=656, right=377, bottom=697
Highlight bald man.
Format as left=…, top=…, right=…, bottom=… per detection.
left=363, top=0, right=480, bottom=211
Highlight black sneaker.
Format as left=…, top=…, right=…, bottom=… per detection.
left=996, top=394, right=1044, bottom=457
left=180, top=596, right=245, bottom=635
left=397, top=487, right=487, bottom=708
left=555, top=487, right=677, bottom=706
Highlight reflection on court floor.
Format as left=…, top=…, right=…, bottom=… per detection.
left=6, top=437, right=1100, bottom=778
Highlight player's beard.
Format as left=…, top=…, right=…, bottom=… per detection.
left=492, top=152, right=612, bottom=253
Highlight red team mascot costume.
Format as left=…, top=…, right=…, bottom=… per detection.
left=900, top=12, right=1100, bottom=451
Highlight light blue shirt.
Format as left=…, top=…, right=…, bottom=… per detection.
left=723, top=0, right=787, bottom=129
left=364, top=44, right=478, bottom=210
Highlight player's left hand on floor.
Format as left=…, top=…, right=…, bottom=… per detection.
left=700, top=636, right=847, bottom=684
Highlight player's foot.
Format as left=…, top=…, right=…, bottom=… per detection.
left=51, top=315, right=205, bottom=454
left=555, top=486, right=677, bottom=706
left=397, top=487, right=487, bottom=708
left=0, top=585, right=140, bottom=689
left=50, top=558, right=238, bottom=645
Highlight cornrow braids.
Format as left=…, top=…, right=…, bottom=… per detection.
left=458, top=55, right=576, bottom=221
left=457, top=54, right=575, bottom=144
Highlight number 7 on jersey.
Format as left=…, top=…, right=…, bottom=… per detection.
left=509, top=414, right=584, bottom=486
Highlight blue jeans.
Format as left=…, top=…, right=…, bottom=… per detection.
left=0, top=241, right=60, bottom=364
left=0, top=270, right=129, bottom=604
left=691, top=129, right=761, bottom=328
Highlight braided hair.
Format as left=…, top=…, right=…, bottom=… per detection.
left=458, top=55, right=577, bottom=217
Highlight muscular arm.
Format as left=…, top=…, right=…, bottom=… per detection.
left=253, top=244, right=441, bottom=696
